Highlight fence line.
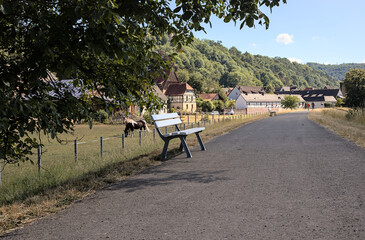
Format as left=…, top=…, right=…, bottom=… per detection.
left=0, top=112, right=267, bottom=185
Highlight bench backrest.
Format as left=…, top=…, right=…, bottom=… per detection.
left=151, top=113, right=182, bottom=128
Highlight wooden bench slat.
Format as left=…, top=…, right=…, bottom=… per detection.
left=151, top=113, right=179, bottom=121
left=154, top=118, right=182, bottom=128
left=163, top=127, right=205, bottom=137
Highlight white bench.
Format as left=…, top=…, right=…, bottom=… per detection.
left=268, top=108, right=277, bottom=117
left=151, top=113, right=206, bottom=158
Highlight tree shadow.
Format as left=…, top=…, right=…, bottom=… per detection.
left=106, top=169, right=230, bottom=193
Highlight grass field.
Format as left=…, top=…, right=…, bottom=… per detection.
left=0, top=112, right=268, bottom=233
left=309, top=108, right=365, bottom=148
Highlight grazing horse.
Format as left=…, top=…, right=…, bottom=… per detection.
left=124, top=118, right=150, bottom=137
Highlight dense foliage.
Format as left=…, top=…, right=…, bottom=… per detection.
left=157, top=38, right=338, bottom=93
left=307, top=62, right=365, bottom=81
left=0, top=0, right=286, bottom=164
left=343, top=69, right=365, bottom=108
left=281, top=96, right=300, bottom=110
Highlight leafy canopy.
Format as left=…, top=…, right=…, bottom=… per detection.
left=0, top=0, right=286, bottom=163
left=344, top=69, right=365, bottom=108
left=281, top=95, right=300, bottom=109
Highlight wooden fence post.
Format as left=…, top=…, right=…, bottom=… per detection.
left=38, top=145, right=41, bottom=178
left=74, top=140, right=78, bottom=162
left=153, top=129, right=156, bottom=142
left=139, top=130, right=142, bottom=146
left=100, top=136, right=103, bottom=159
left=122, top=133, right=125, bottom=150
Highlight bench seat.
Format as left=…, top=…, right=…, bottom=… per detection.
left=163, top=127, right=205, bottom=138
left=152, top=113, right=206, bottom=158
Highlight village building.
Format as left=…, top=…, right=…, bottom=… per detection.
left=301, top=94, right=337, bottom=108
left=164, top=82, right=196, bottom=112
left=154, top=69, right=179, bottom=94
left=235, top=93, right=305, bottom=114
left=274, top=88, right=343, bottom=109
left=198, top=93, right=224, bottom=101
left=154, top=67, right=197, bottom=112
left=228, top=86, right=265, bottom=100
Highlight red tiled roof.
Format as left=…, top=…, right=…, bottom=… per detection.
left=165, top=83, right=193, bottom=96
left=198, top=93, right=218, bottom=101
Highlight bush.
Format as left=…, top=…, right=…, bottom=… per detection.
left=143, top=112, right=152, bottom=123
left=324, top=102, right=332, bottom=108
left=93, top=110, right=108, bottom=123
left=335, top=98, right=344, bottom=107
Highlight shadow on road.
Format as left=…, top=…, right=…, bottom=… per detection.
left=106, top=169, right=231, bottom=193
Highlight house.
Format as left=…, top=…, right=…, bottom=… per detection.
left=274, top=88, right=343, bottom=108
left=154, top=69, right=179, bottom=94
left=198, top=93, right=223, bottom=101
left=165, top=83, right=196, bottom=112
left=228, top=86, right=265, bottom=100
left=235, top=93, right=305, bottom=114
left=301, top=94, right=337, bottom=108
left=276, top=86, right=298, bottom=92
left=154, top=67, right=197, bottom=113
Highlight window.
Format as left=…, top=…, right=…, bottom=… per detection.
left=191, top=104, right=193, bottom=110
left=186, top=104, right=188, bottom=109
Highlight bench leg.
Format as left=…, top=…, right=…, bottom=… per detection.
left=162, top=140, right=170, bottom=159
left=179, top=136, right=192, bottom=158
left=195, top=132, right=206, bottom=151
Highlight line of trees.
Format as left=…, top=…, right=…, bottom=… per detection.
left=155, top=38, right=339, bottom=93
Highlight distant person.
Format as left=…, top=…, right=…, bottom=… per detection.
left=311, top=103, right=315, bottom=109
left=307, top=103, right=310, bottom=111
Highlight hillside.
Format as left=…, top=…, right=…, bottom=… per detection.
left=156, top=37, right=339, bottom=93
left=307, top=62, right=365, bottom=81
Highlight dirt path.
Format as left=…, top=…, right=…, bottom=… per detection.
left=2, top=112, right=365, bottom=239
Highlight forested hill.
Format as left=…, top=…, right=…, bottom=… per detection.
left=307, top=62, right=365, bottom=81
left=156, top=37, right=338, bottom=93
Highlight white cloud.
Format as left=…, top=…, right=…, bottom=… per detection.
left=252, top=43, right=257, bottom=47
left=276, top=33, right=294, bottom=45
left=312, top=36, right=320, bottom=40
left=362, top=59, right=365, bottom=63
left=288, top=57, right=302, bottom=64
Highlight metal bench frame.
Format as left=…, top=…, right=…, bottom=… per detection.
left=151, top=113, right=206, bottom=158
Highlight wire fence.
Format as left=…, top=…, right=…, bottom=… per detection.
left=0, top=112, right=265, bottom=188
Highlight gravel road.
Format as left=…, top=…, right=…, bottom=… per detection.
left=2, top=111, right=365, bottom=240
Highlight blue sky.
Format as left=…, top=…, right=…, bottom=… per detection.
left=193, top=0, right=365, bottom=65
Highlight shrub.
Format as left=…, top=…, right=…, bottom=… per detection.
left=335, top=98, right=344, bottom=107
left=143, top=112, right=152, bottom=123
left=324, top=102, right=332, bottom=108
left=93, top=110, right=108, bottom=123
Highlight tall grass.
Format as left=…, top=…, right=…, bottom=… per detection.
left=309, top=108, right=365, bottom=148
left=0, top=125, right=163, bottom=205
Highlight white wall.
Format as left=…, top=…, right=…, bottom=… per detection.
left=235, top=95, right=247, bottom=109
left=228, top=87, right=241, bottom=100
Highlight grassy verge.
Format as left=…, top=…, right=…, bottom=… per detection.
left=0, top=113, right=268, bottom=234
left=309, top=108, right=365, bottom=148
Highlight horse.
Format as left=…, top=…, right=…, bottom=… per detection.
left=124, top=118, right=150, bottom=137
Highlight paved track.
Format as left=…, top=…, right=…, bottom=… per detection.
left=2, top=112, right=365, bottom=239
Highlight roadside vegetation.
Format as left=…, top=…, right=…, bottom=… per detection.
left=309, top=108, right=365, bottom=148
left=0, top=113, right=268, bottom=234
